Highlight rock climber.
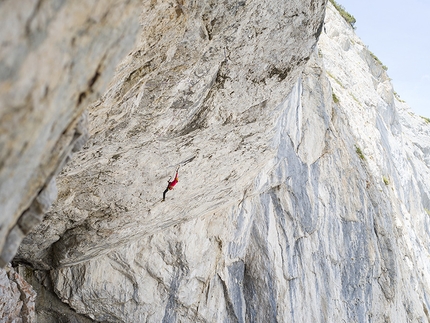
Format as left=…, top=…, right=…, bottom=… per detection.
left=162, top=166, right=179, bottom=201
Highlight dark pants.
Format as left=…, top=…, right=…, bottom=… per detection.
left=162, top=187, right=169, bottom=201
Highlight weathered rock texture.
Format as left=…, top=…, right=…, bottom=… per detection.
left=0, top=264, right=36, bottom=322
left=9, top=1, right=430, bottom=323
left=17, top=0, right=327, bottom=269
left=0, top=0, right=142, bottom=266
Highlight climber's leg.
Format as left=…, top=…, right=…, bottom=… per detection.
left=162, top=187, right=169, bottom=201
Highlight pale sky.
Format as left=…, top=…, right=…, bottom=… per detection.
left=338, top=0, right=430, bottom=117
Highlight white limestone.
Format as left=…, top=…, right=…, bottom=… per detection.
left=13, top=2, right=430, bottom=322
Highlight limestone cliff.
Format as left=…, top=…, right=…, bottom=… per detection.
left=0, top=0, right=142, bottom=267
left=3, top=0, right=430, bottom=322
left=18, top=0, right=327, bottom=269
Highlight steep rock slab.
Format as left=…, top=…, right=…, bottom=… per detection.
left=318, top=5, right=430, bottom=320
left=41, top=3, right=430, bottom=323
left=0, top=0, right=142, bottom=265
left=17, top=0, right=327, bottom=268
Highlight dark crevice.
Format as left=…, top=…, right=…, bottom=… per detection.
left=314, top=18, right=325, bottom=40
left=268, top=66, right=292, bottom=81
left=77, top=91, right=86, bottom=105
left=88, top=70, right=100, bottom=89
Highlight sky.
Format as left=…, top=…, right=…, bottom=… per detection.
left=338, top=0, right=430, bottom=117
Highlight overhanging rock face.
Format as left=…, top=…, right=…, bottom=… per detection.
left=18, top=0, right=327, bottom=269
left=12, top=1, right=430, bottom=323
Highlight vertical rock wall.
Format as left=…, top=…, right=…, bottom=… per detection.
left=0, top=0, right=142, bottom=265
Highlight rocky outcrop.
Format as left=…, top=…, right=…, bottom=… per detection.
left=0, top=0, right=142, bottom=266
left=0, top=264, right=36, bottom=322
left=9, top=1, right=430, bottom=323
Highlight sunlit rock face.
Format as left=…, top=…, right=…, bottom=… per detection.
left=13, top=1, right=430, bottom=323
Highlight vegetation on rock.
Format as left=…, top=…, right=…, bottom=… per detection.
left=329, top=0, right=356, bottom=28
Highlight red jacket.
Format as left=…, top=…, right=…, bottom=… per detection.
left=168, top=172, right=179, bottom=190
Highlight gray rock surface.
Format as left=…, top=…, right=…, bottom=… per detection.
left=0, top=0, right=142, bottom=265
left=8, top=1, right=430, bottom=323
left=0, top=264, right=36, bottom=323
left=18, top=0, right=327, bottom=269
